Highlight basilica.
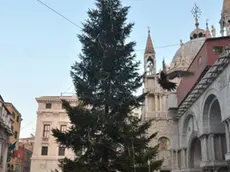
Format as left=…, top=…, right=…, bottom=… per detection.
left=141, top=0, right=230, bottom=171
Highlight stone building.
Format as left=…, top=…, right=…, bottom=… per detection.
left=5, top=102, right=22, bottom=171
left=0, top=95, right=13, bottom=172
left=19, top=134, right=35, bottom=152
left=30, top=95, right=144, bottom=172
left=141, top=29, right=174, bottom=172
left=30, top=96, right=77, bottom=172
left=141, top=1, right=230, bottom=172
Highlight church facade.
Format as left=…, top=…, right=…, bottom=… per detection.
left=141, top=1, right=230, bottom=171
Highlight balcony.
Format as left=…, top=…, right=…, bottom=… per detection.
left=167, top=93, right=178, bottom=110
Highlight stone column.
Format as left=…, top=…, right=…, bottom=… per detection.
left=181, top=148, right=186, bottom=169
left=2, top=141, right=8, bottom=172
left=175, top=150, right=178, bottom=169
left=200, top=135, right=209, bottom=161
left=225, top=120, right=230, bottom=152
left=159, top=95, right=162, bottom=112
left=209, top=134, right=215, bottom=161
left=155, top=94, right=158, bottom=112
left=171, top=150, right=174, bottom=169
left=216, top=135, right=222, bottom=160
left=145, top=96, right=148, bottom=116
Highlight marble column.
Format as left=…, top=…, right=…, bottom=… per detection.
left=155, top=94, right=158, bottom=113
left=200, top=135, right=209, bottom=161
left=145, top=96, right=148, bottom=116
left=175, top=150, right=179, bottom=169
left=159, top=95, right=162, bottom=112
left=209, top=134, right=215, bottom=161
left=216, top=135, right=222, bottom=160
left=171, top=150, right=174, bottom=169
left=225, top=120, right=230, bottom=152
left=181, top=148, right=186, bottom=168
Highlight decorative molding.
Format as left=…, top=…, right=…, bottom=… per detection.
left=53, top=112, right=59, bottom=116
left=218, top=72, right=228, bottom=90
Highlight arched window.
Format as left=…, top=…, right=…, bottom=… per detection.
left=158, top=137, right=170, bottom=150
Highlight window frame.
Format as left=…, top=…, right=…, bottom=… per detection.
left=58, top=145, right=65, bottom=156
left=41, top=146, right=48, bottom=156
left=60, top=125, right=67, bottom=132
left=45, top=103, right=52, bottom=109
left=43, top=124, right=50, bottom=138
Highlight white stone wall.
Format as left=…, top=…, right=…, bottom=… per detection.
left=0, top=100, right=12, bottom=172
left=171, top=63, right=230, bottom=171
left=30, top=96, right=77, bottom=172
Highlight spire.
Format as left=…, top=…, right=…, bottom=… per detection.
left=191, top=3, right=202, bottom=29
left=162, top=58, right=166, bottom=72
left=205, top=19, right=211, bottom=39
left=190, top=4, right=205, bottom=40
left=145, top=27, right=155, bottom=54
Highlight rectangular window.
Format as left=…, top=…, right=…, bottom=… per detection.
left=12, top=112, right=15, bottom=119
left=60, top=125, right=67, bottom=132
left=14, top=131, right=18, bottom=139
left=212, top=46, right=224, bottom=54
left=43, top=124, right=50, bottom=138
left=58, top=145, right=65, bottom=156
left=41, top=146, right=48, bottom=155
left=45, top=103, right=52, bottom=109
left=16, top=116, right=19, bottom=122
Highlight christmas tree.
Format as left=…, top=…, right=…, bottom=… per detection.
left=52, top=0, right=163, bottom=171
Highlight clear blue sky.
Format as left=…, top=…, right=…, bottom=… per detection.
left=0, top=0, right=223, bottom=138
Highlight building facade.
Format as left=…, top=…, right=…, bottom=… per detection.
left=141, top=29, right=174, bottom=172
left=30, top=96, right=77, bottom=172
left=5, top=102, right=22, bottom=171
left=142, top=1, right=230, bottom=172
left=19, top=135, right=35, bottom=152
left=0, top=95, right=13, bottom=172
left=13, top=143, right=33, bottom=172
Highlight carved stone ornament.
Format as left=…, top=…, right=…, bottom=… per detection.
left=218, top=72, right=228, bottom=90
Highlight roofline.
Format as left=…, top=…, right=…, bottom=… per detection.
left=206, top=35, right=230, bottom=41
left=177, top=36, right=230, bottom=106
left=35, top=95, right=77, bottom=103
left=5, top=102, right=22, bottom=117
left=0, top=95, right=4, bottom=102
left=19, top=136, right=35, bottom=140
left=183, top=36, right=230, bottom=72
left=0, top=95, right=12, bottom=116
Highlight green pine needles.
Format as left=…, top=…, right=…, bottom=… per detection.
left=52, top=0, right=163, bottom=171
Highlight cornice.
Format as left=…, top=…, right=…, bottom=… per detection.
left=36, top=96, right=77, bottom=103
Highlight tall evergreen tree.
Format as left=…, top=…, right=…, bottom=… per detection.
left=52, top=0, right=163, bottom=171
